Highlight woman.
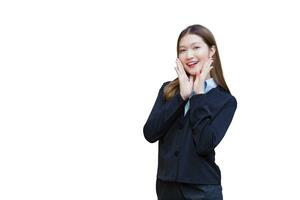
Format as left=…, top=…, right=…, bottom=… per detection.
left=143, top=24, right=237, bottom=200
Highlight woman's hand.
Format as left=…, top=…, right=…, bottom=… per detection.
left=193, top=58, right=214, bottom=94
left=174, top=58, right=193, bottom=100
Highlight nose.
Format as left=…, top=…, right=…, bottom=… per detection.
left=186, top=49, right=194, bottom=59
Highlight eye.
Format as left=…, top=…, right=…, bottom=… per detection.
left=179, top=49, right=186, bottom=53
left=194, top=46, right=201, bottom=49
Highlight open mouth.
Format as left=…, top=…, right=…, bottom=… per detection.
left=186, top=61, right=199, bottom=68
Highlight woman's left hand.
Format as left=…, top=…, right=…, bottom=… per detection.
left=193, top=58, right=214, bottom=94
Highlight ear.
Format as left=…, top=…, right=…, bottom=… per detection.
left=209, top=45, right=216, bottom=58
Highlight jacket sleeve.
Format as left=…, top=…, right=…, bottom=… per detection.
left=143, top=82, right=187, bottom=143
left=189, top=94, right=237, bottom=155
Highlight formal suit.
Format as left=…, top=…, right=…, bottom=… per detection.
left=143, top=78, right=237, bottom=199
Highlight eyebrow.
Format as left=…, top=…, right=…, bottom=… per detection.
left=179, top=42, right=201, bottom=48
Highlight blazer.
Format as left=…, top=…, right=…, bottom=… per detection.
left=143, top=81, right=237, bottom=184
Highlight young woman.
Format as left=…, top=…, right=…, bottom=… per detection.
left=143, top=24, right=238, bottom=200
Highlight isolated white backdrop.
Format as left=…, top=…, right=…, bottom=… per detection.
left=1, top=0, right=300, bottom=199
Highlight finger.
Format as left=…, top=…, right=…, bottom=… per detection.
left=176, top=59, right=186, bottom=74
left=189, top=75, right=194, bottom=82
left=176, top=59, right=185, bottom=74
left=202, top=66, right=213, bottom=79
left=174, top=66, right=179, bottom=76
left=175, top=66, right=184, bottom=82
left=175, top=61, right=184, bottom=79
left=200, top=59, right=210, bottom=73
left=205, top=58, right=213, bottom=68
left=203, top=59, right=213, bottom=73
left=192, top=72, right=197, bottom=84
left=175, top=60, right=182, bottom=74
left=176, top=59, right=188, bottom=80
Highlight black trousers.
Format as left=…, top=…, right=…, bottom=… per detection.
left=156, top=178, right=223, bottom=200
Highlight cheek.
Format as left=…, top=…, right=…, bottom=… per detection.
left=196, top=49, right=210, bottom=59
left=178, top=55, right=184, bottom=62
left=197, top=53, right=209, bottom=60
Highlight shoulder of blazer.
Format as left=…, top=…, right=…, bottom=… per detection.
left=215, top=85, right=237, bottom=105
left=162, top=80, right=171, bottom=87
left=160, top=80, right=173, bottom=92
left=192, top=85, right=237, bottom=107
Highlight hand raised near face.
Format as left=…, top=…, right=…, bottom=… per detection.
left=174, top=58, right=194, bottom=101
left=193, top=58, right=214, bottom=94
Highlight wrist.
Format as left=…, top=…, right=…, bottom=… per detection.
left=180, top=93, right=187, bottom=101
left=194, top=90, right=205, bottom=95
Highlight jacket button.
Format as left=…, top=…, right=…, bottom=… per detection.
left=174, top=150, right=180, bottom=157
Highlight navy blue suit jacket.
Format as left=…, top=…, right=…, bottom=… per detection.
left=143, top=81, right=237, bottom=184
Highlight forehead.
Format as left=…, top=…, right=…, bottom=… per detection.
left=179, top=34, right=206, bottom=48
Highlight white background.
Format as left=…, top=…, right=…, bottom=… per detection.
left=1, top=0, right=300, bottom=199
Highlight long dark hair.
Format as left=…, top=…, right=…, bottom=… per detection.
left=164, top=24, right=231, bottom=101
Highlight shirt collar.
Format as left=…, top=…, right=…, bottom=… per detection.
left=190, top=78, right=218, bottom=97
left=205, top=78, right=218, bottom=89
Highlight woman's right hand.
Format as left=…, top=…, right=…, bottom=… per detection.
left=174, top=58, right=194, bottom=101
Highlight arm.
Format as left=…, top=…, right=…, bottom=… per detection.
left=143, top=82, right=187, bottom=143
left=189, top=94, right=237, bottom=155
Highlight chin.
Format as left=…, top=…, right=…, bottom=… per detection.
left=187, top=70, right=197, bottom=76
left=185, top=67, right=201, bottom=76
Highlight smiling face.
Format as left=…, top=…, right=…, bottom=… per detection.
left=178, top=34, right=215, bottom=77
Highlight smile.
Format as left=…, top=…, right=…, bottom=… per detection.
left=186, top=61, right=199, bottom=68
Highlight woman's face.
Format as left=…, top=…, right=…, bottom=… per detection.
left=178, top=34, right=215, bottom=76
